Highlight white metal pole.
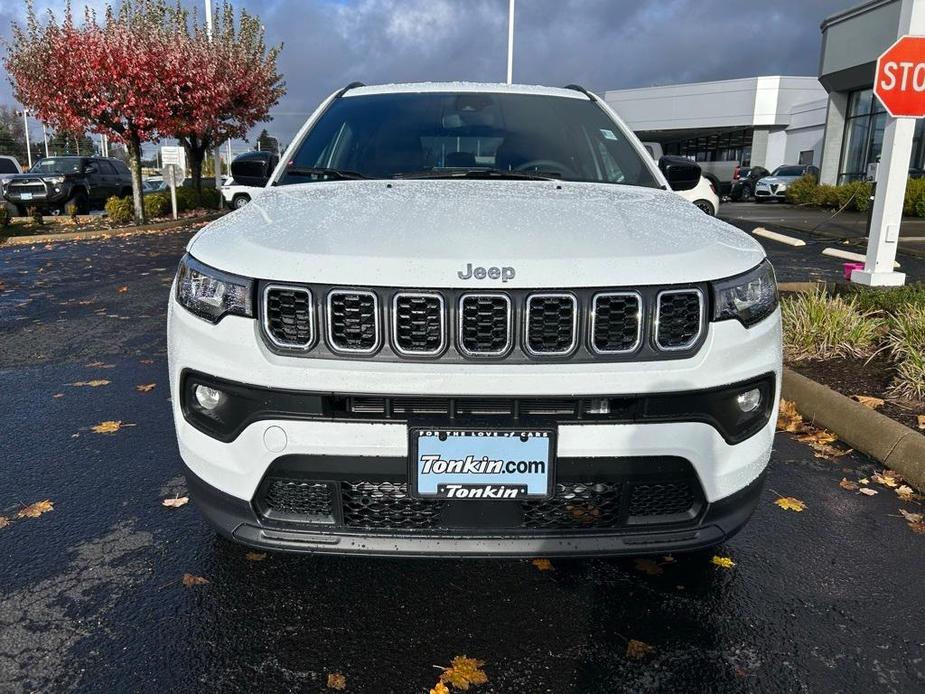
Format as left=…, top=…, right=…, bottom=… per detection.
left=205, top=0, right=222, bottom=203
left=42, top=124, right=49, bottom=158
left=852, top=0, right=925, bottom=287
left=506, top=0, right=515, bottom=84
left=21, top=109, right=32, bottom=169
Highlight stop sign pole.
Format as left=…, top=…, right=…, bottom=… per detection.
left=852, top=0, right=925, bottom=287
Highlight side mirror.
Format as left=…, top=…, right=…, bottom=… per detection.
left=231, top=158, right=271, bottom=187
left=658, top=155, right=701, bottom=192
left=84, top=164, right=98, bottom=174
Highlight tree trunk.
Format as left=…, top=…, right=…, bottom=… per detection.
left=181, top=135, right=208, bottom=197
left=125, top=132, right=146, bottom=225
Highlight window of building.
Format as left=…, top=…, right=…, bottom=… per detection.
left=798, top=149, right=814, bottom=165
left=661, top=128, right=754, bottom=166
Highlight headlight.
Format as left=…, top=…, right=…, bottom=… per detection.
left=711, top=259, right=778, bottom=327
left=777, top=183, right=787, bottom=192
left=175, top=254, right=254, bottom=323
left=46, top=176, right=65, bottom=184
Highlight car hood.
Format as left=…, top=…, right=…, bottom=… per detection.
left=758, top=176, right=800, bottom=185
left=187, top=179, right=765, bottom=288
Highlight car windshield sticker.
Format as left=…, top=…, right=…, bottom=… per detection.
left=600, top=129, right=617, bottom=141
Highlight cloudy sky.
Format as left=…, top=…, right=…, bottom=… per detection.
left=1, top=0, right=850, bottom=150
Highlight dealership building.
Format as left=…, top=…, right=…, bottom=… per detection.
left=604, top=0, right=921, bottom=186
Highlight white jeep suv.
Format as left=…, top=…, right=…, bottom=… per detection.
left=168, top=82, right=781, bottom=557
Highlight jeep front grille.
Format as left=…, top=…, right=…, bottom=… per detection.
left=525, top=293, right=577, bottom=355
left=655, top=289, right=703, bottom=350
left=591, top=292, right=641, bottom=354
left=392, top=293, right=445, bottom=356
left=458, top=294, right=512, bottom=357
left=264, top=285, right=314, bottom=349
left=327, top=290, right=380, bottom=353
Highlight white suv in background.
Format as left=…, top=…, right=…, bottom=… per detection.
left=168, top=82, right=781, bottom=557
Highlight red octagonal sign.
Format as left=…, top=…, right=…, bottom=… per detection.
left=876, top=35, right=925, bottom=118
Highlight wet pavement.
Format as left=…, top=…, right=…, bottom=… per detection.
left=1, top=225, right=924, bottom=693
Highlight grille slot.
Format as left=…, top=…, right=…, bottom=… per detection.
left=521, top=482, right=622, bottom=529
left=342, top=481, right=446, bottom=529
left=264, top=285, right=314, bottom=349
left=327, top=290, right=380, bottom=354
left=261, top=479, right=335, bottom=523
left=392, top=293, right=445, bottom=356
left=591, top=292, right=641, bottom=354
left=655, top=289, right=703, bottom=350
left=458, top=294, right=512, bottom=357
left=525, top=293, right=577, bottom=356
left=628, top=481, right=695, bottom=518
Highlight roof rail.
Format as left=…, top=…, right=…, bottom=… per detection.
left=335, top=81, right=366, bottom=98
left=563, top=84, right=595, bottom=100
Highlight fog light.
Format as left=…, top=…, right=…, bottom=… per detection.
left=736, top=388, right=761, bottom=413
left=194, top=384, right=225, bottom=411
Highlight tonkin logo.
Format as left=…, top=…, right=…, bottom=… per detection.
left=457, top=263, right=515, bottom=282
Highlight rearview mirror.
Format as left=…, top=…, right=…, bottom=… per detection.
left=658, top=155, right=701, bottom=192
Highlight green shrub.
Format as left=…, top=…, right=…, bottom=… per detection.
left=886, top=305, right=925, bottom=400
left=104, top=195, right=134, bottom=224
left=781, top=288, right=884, bottom=361
left=173, top=185, right=221, bottom=212
left=836, top=180, right=872, bottom=212
left=846, top=282, right=925, bottom=314
left=785, top=175, right=817, bottom=205
left=904, top=177, right=925, bottom=216
left=144, top=191, right=170, bottom=218
left=0, top=205, right=10, bottom=228
left=811, top=183, right=840, bottom=207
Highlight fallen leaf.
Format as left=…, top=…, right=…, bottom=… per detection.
left=430, top=683, right=450, bottom=694
left=851, top=394, right=884, bottom=409
left=899, top=509, right=924, bottom=523
left=117, top=285, right=128, bottom=293
left=85, top=361, right=115, bottom=368
left=68, top=379, right=110, bottom=387
left=625, top=639, right=655, bottom=660
left=52, top=393, right=64, bottom=399
left=918, top=414, right=925, bottom=430
left=859, top=488, right=879, bottom=496
left=839, top=478, right=859, bottom=491
left=859, top=478, right=870, bottom=485
left=909, top=521, right=925, bottom=535
left=161, top=496, right=189, bottom=509
left=140, top=359, right=154, bottom=365
left=531, top=558, right=554, bottom=571
left=896, top=485, right=924, bottom=502
left=872, top=472, right=899, bottom=488
left=634, top=558, right=664, bottom=575
left=16, top=499, right=54, bottom=518
left=326, top=672, right=346, bottom=690
left=91, top=420, right=135, bottom=434
left=776, top=399, right=804, bottom=432
left=0, top=516, right=9, bottom=529
left=439, top=656, right=488, bottom=690
left=182, top=573, right=209, bottom=587
left=775, top=496, right=806, bottom=512
left=711, top=555, right=736, bottom=569
left=135, top=383, right=156, bottom=393
left=245, top=552, right=267, bottom=562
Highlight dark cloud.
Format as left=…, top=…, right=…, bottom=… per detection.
left=2, top=0, right=850, bottom=145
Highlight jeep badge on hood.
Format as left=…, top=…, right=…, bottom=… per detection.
left=457, top=263, right=515, bottom=282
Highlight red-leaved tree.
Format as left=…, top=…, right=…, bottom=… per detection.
left=5, top=1, right=188, bottom=223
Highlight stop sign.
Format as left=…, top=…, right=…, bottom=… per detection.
left=875, top=35, right=925, bottom=117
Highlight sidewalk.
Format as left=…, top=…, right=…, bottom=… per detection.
left=721, top=201, right=925, bottom=259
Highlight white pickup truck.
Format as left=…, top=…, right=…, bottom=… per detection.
left=168, top=82, right=781, bottom=558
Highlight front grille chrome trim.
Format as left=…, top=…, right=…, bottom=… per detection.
left=262, top=284, right=315, bottom=351
left=457, top=293, right=513, bottom=358
left=589, top=291, right=643, bottom=355
left=524, top=292, right=579, bottom=357
left=326, top=289, right=381, bottom=355
left=654, top=288, right=704, bottom=352
left=391, top=292, right=447, bottom=357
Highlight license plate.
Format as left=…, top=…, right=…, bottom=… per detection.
left=20, top=192, right=33, bottom=200
left=411, top=429, right=554, bottom=500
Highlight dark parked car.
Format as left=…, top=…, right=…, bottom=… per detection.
left=729, top=166, right=769, bottom=202
left=1, top=156, right=133, bottom=215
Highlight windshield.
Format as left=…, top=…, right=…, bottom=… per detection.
left=279, top=92, right=659, bottom=187
left=771, top=166, right=805, bottom=177
left=30, top=158, right=82, bottom=174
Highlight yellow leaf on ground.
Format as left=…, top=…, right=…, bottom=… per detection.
left=625, top=639, right=655, bottom=660
left=918, top=414, right=925, bottom=430
left=52, top=393, right=64, bottom=399
left=899, top=509, right=924, bottom=523
left=430, top=683, right=450, bottom=694
left=872, top=472, right=899, bottom=488
left=839, top=478, right=859, bottom=491
left=531, top=558, right=554, bottom=571
left=161, top=496, right=189, bottom=509
left=776, top=399, right=804, bottom=432
left=634, top=558, right=664, bottom=575
left=858, top=488, right=878, bottom=496
left=0, top=516, right=9, bottom=529
left=245, top=552, right=267, bottom=561
left=91, top=420, right=134, bottom=434
left=326, top=672, right=347, bottom=690
left=135, top=383, right=156, bottom=393
left=775, top=497, right=807, bottom=512
left=896, top=485, right=924, bottom=502
left=711, top=555, right=736, bottom=569
left=909, top=521, right=925, bottom=534
left=182, top=573, right=209, bottom=587
left=68, top=379, right=111, bottom=387
left=439, top=656, right=488, bottom=690
left=851, top=394, right=884, bottom=409
left=16, top=499, right=54, bottom=518
left=859, top=478, right=870, bottom=485
left=117, top=285, right=128, bottom=293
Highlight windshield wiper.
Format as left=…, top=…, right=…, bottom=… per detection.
left=283, top=166, right=370, bottom=180
left=394, top=168, right=558, bottom=181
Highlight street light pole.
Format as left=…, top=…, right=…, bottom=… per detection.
left=20, top=108, right=32, bottom=169
left=204, top=0, right=223, bottom=203
left=42, top=124, right=49, bottom=158
left=506, top=0, right=515, bottom=84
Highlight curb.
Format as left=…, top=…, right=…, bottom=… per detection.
left=0, top=212, right=224, bottom=247
left=782, top=367, right=925, bottom=492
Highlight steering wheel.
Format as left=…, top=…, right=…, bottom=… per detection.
left=514, top=159, right=576, bottom=178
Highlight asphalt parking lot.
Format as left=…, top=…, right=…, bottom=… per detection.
left=1, top=223, right=924, bottom=693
